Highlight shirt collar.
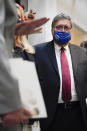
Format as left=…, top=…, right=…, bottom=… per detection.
left=54, top=42, right=69, bottom=52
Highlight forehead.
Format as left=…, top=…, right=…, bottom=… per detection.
left=54, top=19, right=71, bottom=27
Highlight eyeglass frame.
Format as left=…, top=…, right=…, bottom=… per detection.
left=53, top=25, right=71, bottom=32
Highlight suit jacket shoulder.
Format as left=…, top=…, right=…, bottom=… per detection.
left=34, top=41, right=50, bottom=51
left=69, top=44, right=87, bottom=53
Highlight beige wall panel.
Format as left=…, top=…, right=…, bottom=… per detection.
left=70, top=27, right=87, bottom=46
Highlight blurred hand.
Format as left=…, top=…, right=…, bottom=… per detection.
left=15, top=17, right=50, bottom=35
left=2, top=107, right=32, bottom=127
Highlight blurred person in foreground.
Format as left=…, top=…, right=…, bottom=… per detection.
left=0, top=0, right=49, bottom=129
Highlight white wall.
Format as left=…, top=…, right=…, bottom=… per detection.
left=56, top=0, right=87, bottom=32
left=27, top=0, right=87, bottom=45
left=28, top=0, right=58, bottom=45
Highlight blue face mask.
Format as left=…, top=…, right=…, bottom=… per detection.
left=53, top=31, right=71, bottom=45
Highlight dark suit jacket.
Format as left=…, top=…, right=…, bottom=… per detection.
left=35, top=40, right=87, bottom=129
left=13, top=46, right=35, bottom=61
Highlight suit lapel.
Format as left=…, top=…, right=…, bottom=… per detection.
left=69, top=44, right=78, bottom=78
left=46, top=41, right=59, bottom=75
left=69, top=44, right=80, bottom=92
left=46, top=42, right=80, bottom=79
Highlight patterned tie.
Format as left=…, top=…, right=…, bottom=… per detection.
left=61, top=48, right=72, bottom=104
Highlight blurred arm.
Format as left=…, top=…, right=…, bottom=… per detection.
left=15, top=17, right=50, bottom=35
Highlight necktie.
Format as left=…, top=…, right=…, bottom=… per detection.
left=61, top=48, right=72, bottom=104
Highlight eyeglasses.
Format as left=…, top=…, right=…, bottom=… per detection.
left=54, top=25, right=71, bottom=32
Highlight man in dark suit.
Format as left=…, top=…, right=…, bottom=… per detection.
left=35, top=13, right=87, bottom=131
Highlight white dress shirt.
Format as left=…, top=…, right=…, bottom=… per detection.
left=54, top=43, right=79, bottom=103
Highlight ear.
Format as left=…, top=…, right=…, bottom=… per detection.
left=51, top=28, right=54, bottom=35
left=69, top=28, right=72, bottom=33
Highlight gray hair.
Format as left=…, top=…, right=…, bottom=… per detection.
left=52, top=13, right=72, bottom=28
left=80, top=41, right=87, bottom=49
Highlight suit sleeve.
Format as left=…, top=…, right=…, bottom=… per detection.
left=0, top=0, right=22, bottom=114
